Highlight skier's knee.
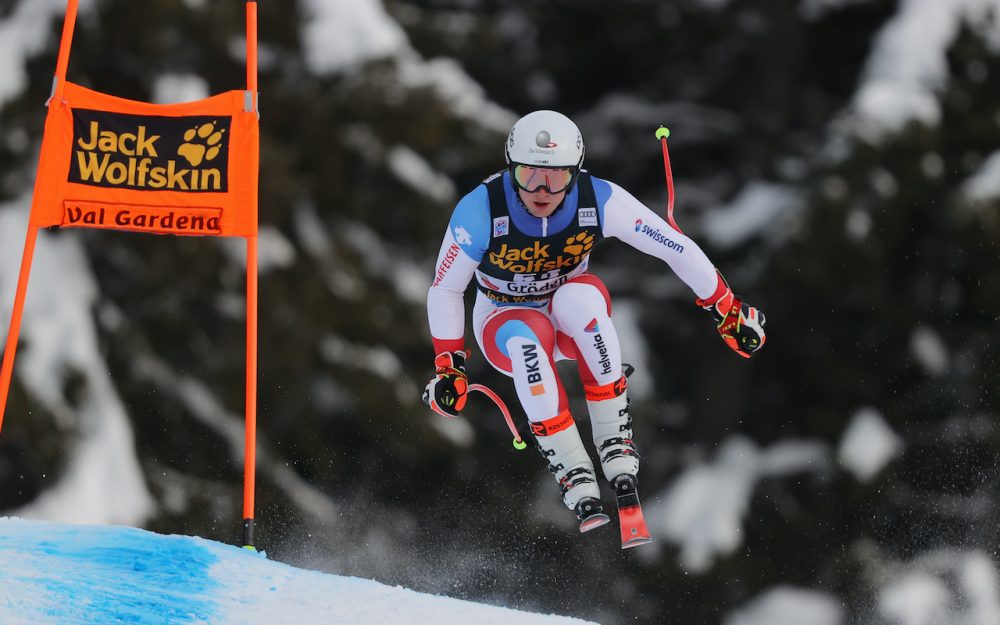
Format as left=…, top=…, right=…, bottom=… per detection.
left=487, top=309, right=556, bottom=355
left=552, top=274, right=611, bottom=315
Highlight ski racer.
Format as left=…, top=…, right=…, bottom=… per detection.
left=423, top=110, right=766, bottom=532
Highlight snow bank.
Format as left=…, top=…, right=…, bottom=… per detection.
left=0, top=517, right=597, bottom=625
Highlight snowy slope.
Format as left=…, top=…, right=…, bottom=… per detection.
left=0, top=517, right=596, bottom=625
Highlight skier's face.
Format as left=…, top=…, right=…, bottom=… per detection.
left=517, top=186, right=566, bottom=218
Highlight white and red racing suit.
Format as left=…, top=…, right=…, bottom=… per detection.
left=428, top=169, right=723, bottom=420
left=427, top=169, right=742, bottom=509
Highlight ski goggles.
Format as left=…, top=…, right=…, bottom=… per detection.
left=510, top=164, right=578, bottom=194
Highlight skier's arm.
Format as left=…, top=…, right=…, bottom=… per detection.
left=427, top=229, right=478, bottom=354
left=424, top=188, right=491, bottom=415
left=597, top=178, right=718, bottom=298
left=426, top=186, right=489, bottom=354
left=598, top=178, right=766, bottom=357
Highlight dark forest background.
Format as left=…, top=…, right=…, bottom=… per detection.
left=1, top=1, right=999, bottom=624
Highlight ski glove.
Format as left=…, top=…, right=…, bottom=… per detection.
left=422, top=350, right=470, bottom=417
left=696, top=274, right=767, bottom=359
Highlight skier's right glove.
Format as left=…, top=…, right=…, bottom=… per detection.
left=422, top=350, right=470, bottom=417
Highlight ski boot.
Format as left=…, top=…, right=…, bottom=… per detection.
left=575, top=497, right=610, bottom=533
left=584, top=375, right=639, bottom=482
left=532, top=411, right=610, bottom=533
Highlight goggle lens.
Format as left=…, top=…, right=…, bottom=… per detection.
left=512, top=165, right=576, bottom=194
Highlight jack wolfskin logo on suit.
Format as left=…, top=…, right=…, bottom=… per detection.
left=487, top=235, right=592, bottom=273
left=70, top=110, right=231, bottom=192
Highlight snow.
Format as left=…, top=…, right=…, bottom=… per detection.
left=0, top=0, right=94, bottom=106
left=394, top=55, right=516, bottom=133
left=0, top=195, right=154, bottom=527
left=0, top=517, right=595, bottom=625
left=961, top=553, right=1000, bottom=625
left=876, top=550, right=1000, bottom=625
left=319, top=334, right=419, bottom=407
left=609, top=300, right=652, bottom=402
left=845, top=0, right=1000, bottom=142
left=255, top=226, right=299, bottom=272
left=799, top=0, right=877, bottom=21
left=962, top=150, right=1000, bottom=202
left=909, top=325, right=949, bottom=377
left=319, top=335, right=405, bottom=380
left=725, top=586, right=843, bottom=625
left=649, top=436, right=830, bottom=573
left=880, top=573, right=951, bottom=625
left=151, top=74, right=210, bottom=105
left=299, top=0, right=407, bottom=75
left=697, top=0, right=876, bottom=20
left=340, top=220, right=432, bottom=306
left=845, top=208, right=873, bottom=242
left=386, top=145, right=457, bottom=204
left=220, top=225, right=298, bottom=273
left=429, top=412, right=477, bottom=447
left=701, top=182, right=804, bottom=250
left=837, top=407, right=903, bottom=482
left=292, top=203, right=334, bottom=257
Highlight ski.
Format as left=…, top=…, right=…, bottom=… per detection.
left=613, top=474, right=652, bottom=549
left=576, top=497, right=611, bottom=533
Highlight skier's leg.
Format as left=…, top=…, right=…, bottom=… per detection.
left=550, top=275, right=639, bottom=482
left=479, top=306, right=601, bottom=514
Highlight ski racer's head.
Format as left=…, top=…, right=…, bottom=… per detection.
left=505, top=110, right=585, bottom=218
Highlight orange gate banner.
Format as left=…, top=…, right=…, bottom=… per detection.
left=0, top=0, right=262, bottom=549
left=30, top=82, right=259, bottom=237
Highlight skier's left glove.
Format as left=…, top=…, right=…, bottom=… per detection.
left=422, top=350, right=470, bottom=417
left=696, top=273, right=766, bottom=359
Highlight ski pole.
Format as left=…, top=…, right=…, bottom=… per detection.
left=655, top=126, right=684, bottom=234
left=468, top=383, right=527, bottom=450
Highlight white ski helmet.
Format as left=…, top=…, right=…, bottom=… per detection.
left=505, top=110, right=585, bottom=169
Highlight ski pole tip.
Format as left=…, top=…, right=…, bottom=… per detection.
left=513, top=438, right=527, bottom=450
left=655, top=126, right=671, bottom=140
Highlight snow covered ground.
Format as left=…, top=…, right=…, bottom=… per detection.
left=0, top=517, right=595, bottom=625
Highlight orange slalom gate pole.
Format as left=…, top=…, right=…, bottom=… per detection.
left=0, top=0, right=80, bottom=430
left=243, top=236, right=258, bottom=549
left=50, top=0, right=79, bottom=104
left=241, top=0, right=259, bottom=550
left=0, top=227, right=41, bottom=433
left=246, top=0, right=258, bottom=106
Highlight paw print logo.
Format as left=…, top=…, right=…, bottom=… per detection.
left=177, top=122, right=225, bottom=167
left=564, top=232, right=594, bottom=256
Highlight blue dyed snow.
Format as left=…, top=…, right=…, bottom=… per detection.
left=0, top=517, right=597, bottom=625
left=0, top=519, right=219, bottom=624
